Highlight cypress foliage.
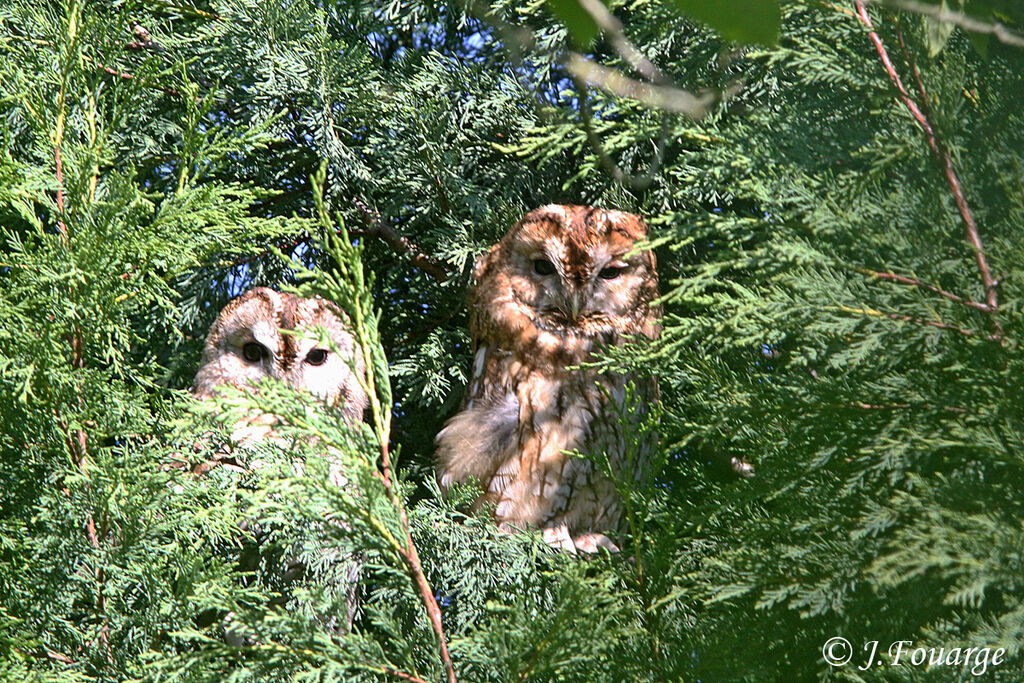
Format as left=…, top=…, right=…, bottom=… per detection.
left=2, top=0, right=1023, bottom=680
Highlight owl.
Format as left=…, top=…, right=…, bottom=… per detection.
left=192, top=287, right=367, bottom=480
left=191, top=287, right=368, bottom=636
left=436, top=205, right=661, bottom=553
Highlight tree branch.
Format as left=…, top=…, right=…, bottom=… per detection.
left=85, top=56, right=189, bottom=99
left=837, top=304, right=999, bottom=340
left=854, top=265, right=992, bottom=311
left=351, top=198, right=450, bottom=282
left=565, top=53, right=720, bottom=118
left=572, top=75, right=670, bottom=192
left=574, top=0, right=671, bottom=86
left=314, top=167, right=456, bottom=683
left=876, top=0, right=1024, bottom=48
left=853, top=1, right=1002, bottom=336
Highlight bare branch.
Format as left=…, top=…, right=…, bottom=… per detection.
left=837, top=304, right=999, bottom=340
left=572, top=76, right=670, bottom=191
left=352, top=198, right=451, bottom=282
left=853, top=1, right=1002, bottom=335
left=854, top=265, right=992, bottom=311
left=575, top=0, right=669, bottom=85
left=565, top=53, right=722, bottom=117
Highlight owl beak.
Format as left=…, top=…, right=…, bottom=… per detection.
left=568, top=291, right=583, bottom=321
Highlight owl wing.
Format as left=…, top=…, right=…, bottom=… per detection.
left=435, top=341, right=521, bottom=494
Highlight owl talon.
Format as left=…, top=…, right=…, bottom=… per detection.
left=572, top=532, right=619, bottom=554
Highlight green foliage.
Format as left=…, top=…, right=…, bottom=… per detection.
left=3, top=0, right=1024, bottom=680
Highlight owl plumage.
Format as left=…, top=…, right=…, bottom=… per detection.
left=436, top=205, right=661, bottom=553
left=191, top=287, right=368, bottom=636
left=193, top=287, right=367, bottom=413
left=192, top=287, right=367, bottom=478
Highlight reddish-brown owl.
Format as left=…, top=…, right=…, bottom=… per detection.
left=436, top=205, right=661, bottom=552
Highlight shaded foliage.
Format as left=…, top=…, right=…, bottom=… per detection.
left=2, top=0, right=1024, bottom=680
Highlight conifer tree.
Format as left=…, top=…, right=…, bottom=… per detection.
left=2, top=0, right=1023, bottom=681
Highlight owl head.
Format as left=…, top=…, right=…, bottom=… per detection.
left=472, top=205, right=660, bottom=343
left=193, top=287, right=288, bottom=397
left=192, top=287, right=367, bottom=422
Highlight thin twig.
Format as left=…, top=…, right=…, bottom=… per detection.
left=854, top=265, right=992, bottom=311
left=573, top=76, right=670, bottom=191
left=853, top=1, right=1002, bottom=336
left=575, top=0, right=670, bottom=86
left=45, top=649, right=75, bottom=664
left=380, top=446, right=456, bottom=683
left=874, top=0, right=1024, bottom=48
left=565, top=53, right=719, bottom=118
left=842, top=401, right=969, bottom=413
left=352, top=198, right=450, bottom=282
left=85, top=56, right=189, bottom=99
left=379, top=666, right=430, bottom=683
left=837, top=304, right=998, bottom=340
left=315, top=168, right=456, bottom=683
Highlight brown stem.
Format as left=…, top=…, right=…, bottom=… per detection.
left=842, top=402, right=968, bottom=413
left=433, top=174, right=451, bottom=216
left=857, top=266, right=992, bottom=311
left=573, top=76, right=671, bottom=192
left=88, top=57, right=188, bottom=99
left=377, top=439, right=457, bottom=683
left=46, top=649, right=75, bottom=664
left=853, top=1, right=1002, bottom=335
left=352, top=198, right=450, bottom=282
left=840, top=304, right=998, bottom=340
left=380, top=666, right=430, bottom=683
left=575, top=0, right=669, bottom=85
left=228, top=212, right=450, bottom=283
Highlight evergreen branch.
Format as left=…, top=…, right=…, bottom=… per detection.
left=840, top=402, right=969, bottom=413
left=312, top=167, right=456, bottom=683
left=353, top=312, right=458, bottom=683
left=377, top=666, right=430, bottom=683
left=836, top=304, right=998, bottom=339
left=138, top=0, right=222, bottom=21
left=351, top=198, right=450, bottom=282
left=572, top=75, right=670, bottom=191
left=84, top=56, right=188, bottom=99
left=875, top=0, right=1024, bottom=48
left=575, top=0, right=670, bottom=86
left=853, top=265, right=992, bottom=311
left=854, top=1, right=1002, bottom=335
left=45, top=649, right=75, bottom=664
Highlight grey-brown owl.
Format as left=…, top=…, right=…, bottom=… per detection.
left=191, top=287, right=367, bottom=636
left=436, top=205, right=661, bottom=553
left=193, top=287, right=367, bottom=476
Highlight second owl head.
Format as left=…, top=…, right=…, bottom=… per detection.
left=193, top=287, right=367, bottom=421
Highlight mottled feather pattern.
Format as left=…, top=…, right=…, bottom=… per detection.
left=437, top=205, right=661, bottom=553
left=192, top=287, right=368, bottom=482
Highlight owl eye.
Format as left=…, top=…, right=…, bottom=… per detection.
left=533, top=259, right=556, bottom=276
left=242, top=342, right=266, bottom=363
left=598, top=266, right=624, bottom=280
left=306, top=349, right=329, bottom=366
